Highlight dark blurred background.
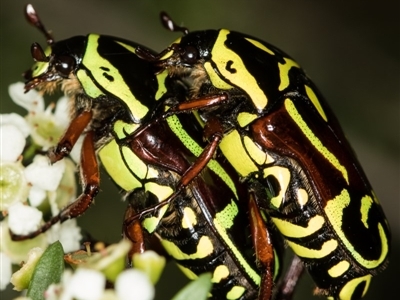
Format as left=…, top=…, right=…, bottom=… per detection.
left=1, top=1, right=398, bottom=299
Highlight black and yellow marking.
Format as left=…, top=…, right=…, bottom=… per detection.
left=160, top=27, right=391, bottom=300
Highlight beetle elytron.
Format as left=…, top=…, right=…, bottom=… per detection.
left=13, top=5, right=287, bottom=300
left=135, top=12, right=391, bottom=300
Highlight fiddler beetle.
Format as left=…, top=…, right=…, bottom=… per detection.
left=137, top=12, right=391, bottom=300
left=15, top=5, right=286, bottom=300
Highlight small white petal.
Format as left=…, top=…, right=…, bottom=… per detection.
left=0, top=124, right=26, bottom=162
left=69, top=135, right=84, bottom=164
left=0, top=113, right=30, bottom=138
left=24, top=155, right=65, bottom=191
left=59, top=269, right=74, bottom=300
left=26, top=111, right=66, bottom=150
left=28, top=185, right=47, bottom=207
left=67, top=269, right=105, bottom=300
left=48, top=190, right=60, bottom=216
left=47, top=219, right=82, bottom=253
left=8, top=202, right=43, bottom=235
left=44, top=283, right=63, bottom=300
left=115, top=269, right=155, bottom=300
left=8, top=82, right=44, bottom=113
left=61, top=269, right=73, bottom=286
left=54, top=96, right=71, bottom=128
left=0, top=252, right=12, bottom=290
left=53, top=158, right=77, bottom=210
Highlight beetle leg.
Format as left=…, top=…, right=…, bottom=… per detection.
left=48, top=110, right=92, bottom=163
left=275, top=255, right=305, bottom=300
left=123, top=205, right=146, bottom=265
left=248, top=192, right=275, bottom=300
left=124, top=129, right=222, bottom=226
left=136, top=43, right=180, bottom=62
left=10, top=131, right=99, bottom=241
left=167, top=94, right=229, bottom=115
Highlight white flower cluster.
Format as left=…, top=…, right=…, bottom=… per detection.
left=0, top=82, right=82, bottom=290
left=1, top=83, right=162, bottom=300
left=43, top=241, right=158, bottom=300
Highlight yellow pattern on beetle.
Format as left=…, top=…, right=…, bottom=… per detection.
left=160, top=236, right=214, bottom=260
left=360, top=195, right=373, bottom=228
left=284, top=98, right=349, bottom=184
left=76, top=69, right=103, bottom=98
left=325, top=189, right=389, bottom=269
left=143, top=212, right=166, bottom=234
left=112, top=120, right=140, bottom=139
left=167, top=114, right=238, bottom=198
left=121, top=146, right=147, bottom=180
left=305, top=85, right=327, bottom=121
left=30, top=46, right=52, bottom=78
left=212, top=30, right=268, bottom=111
left=212, top=265, right=230, bottom=283
left=271, top=215, right=325, bottom=238
left=83, top=34, right=149, bottom=121
left=278, top=58, right=300, bottom=91
left=204, top=62, right=234, bottom=90
left=99, top=140, right=141, bottom=191
left=226, top=286, right=246, bottom=300
left=237, top=112, right=258, bottom=128
left=219, top=130, right=258, bottom=177
left=339, top=275, right=372, bottom=300
left=296, top=188, right=309, bottom=207
left=327, top=260, right=350, bottom=278
left=243, top=136, right=270, bottom=166
left=181, top=207, right=198, bottom=229
left=155, top=70, right=169, bottom=100
left=263, top=166, right=291, bottom=209
left=161, top=37, right=182, bottom=60
left=142, top=183, right=174, bottom=234
left=245, top=38, right=275, bottom=56
left=214, top=200, right=261, bottom=285
left=287, top=239, right=338, bottom=259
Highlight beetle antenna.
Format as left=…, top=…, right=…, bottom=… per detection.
left=25, top=4, right=55, bottom=45
left=160, top=12, right=189, bottom=35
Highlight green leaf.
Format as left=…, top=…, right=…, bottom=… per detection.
left=27, top=241, right=65, bottom=300
left=171, top=273, right=213, bottom=300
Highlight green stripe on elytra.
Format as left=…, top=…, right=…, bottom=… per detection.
left=214, top=200, right=261, bottom=285
left=166, top=114, right=238, bottom=198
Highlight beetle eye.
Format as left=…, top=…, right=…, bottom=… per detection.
left=54, top=55, right=76, bottom=77
left=181, top=45, right=198, bottom=65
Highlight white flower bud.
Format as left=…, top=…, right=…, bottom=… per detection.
left=8, top=202, right=43, bottom=235
left=0, top=124, right=26, bottom=162
left=24, top=155, right=65, bottom=191
left=67, top=269, right=106, bottom=300
left=116, top=269, right=155, bottom=300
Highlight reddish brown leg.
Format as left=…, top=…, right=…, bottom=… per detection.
left=275, top=255, right=305, bottom=300
left=248, top=193, right=275, bottom=300
left=124, top=131, right=222, bottom=227
left=168, top=94, right=229, bottom=115
left=11, top=131, right=100, bottom=241
left=48, top=110, right=92, bottom=163
left=123, top=205, right=145, bottom=264
left=124, top=94, right=228, bottom=148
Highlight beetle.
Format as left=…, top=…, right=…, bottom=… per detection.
left=139, top=12, right=391, bottom=300
left=13, top=5, right=285, bottom=299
